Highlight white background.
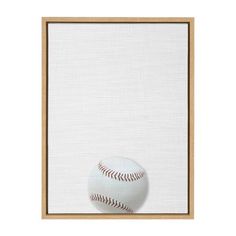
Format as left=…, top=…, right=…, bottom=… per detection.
left=48, top=23, right=188, bottom=213
left=0, top=0, right=236, bottom=235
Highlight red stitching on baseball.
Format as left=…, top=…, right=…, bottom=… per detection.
left=90, top=193, right=133, bottom=213
left=98, top=162, right=145, bottom=182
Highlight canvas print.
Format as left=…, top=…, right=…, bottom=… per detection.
left=42, top=18, right=194, bottom=218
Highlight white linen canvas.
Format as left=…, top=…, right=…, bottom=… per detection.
left=48, top=23, right=188, bottom=213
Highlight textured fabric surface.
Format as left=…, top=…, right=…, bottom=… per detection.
left=48, top=23, right=188, bottom=213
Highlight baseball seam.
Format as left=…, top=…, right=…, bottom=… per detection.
left=90, top=193, right=133, bottom=213
left=98, top=162, right=145, bottom=182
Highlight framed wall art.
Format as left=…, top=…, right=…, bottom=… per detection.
left=42, top=17, right=194, bottom=219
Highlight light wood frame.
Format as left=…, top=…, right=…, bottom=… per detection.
left=42, top=17, right=194, bottom=219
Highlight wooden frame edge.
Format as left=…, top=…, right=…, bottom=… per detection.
left=42, top=214, right=193, bottom=220
left=42, top=17, right=194, bottom=23
left=42, top=17, right=194, bottom=220
left=42, top=18, right=47, bottom=219
left=189, top=17, right=194, bottom=219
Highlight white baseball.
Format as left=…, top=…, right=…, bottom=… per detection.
left=88, top=157, right=148, bottom=213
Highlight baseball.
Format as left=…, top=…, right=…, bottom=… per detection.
left=88, top=157, right=148, bottom=213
